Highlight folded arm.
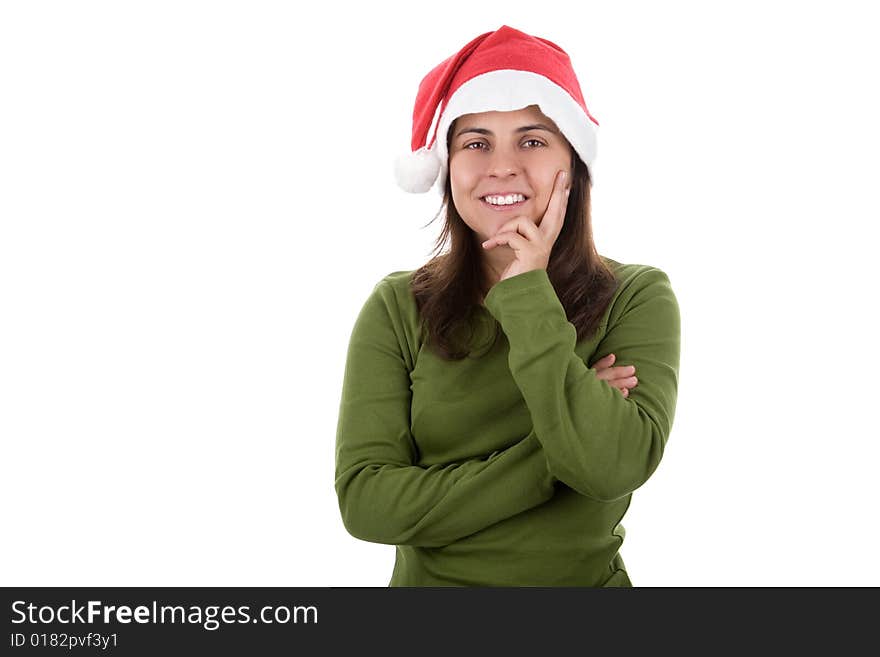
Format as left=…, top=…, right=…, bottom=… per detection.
left=483, top=267, right=681, bottom=502
left=335, top=279, right=558, bottom=548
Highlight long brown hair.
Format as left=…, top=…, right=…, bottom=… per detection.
left=410, top=119, right=619, bottom=361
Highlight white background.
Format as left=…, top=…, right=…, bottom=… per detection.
left=2, top=1, right=878, bottom=587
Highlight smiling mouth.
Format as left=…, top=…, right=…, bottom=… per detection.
left=481, top=194, right=528, bottom=210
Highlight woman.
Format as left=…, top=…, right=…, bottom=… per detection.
left=334, top=25, right=681, bottom=586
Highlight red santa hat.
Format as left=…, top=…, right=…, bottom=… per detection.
left=394, top=25, right=600, bottom=194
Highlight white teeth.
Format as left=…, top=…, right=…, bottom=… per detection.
left=483, top=194, right=525, bottom=205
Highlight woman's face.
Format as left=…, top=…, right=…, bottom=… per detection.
left=448, top=104, right=573, bottom=243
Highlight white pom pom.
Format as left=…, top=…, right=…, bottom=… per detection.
left=394, top=146, right=441, bottom=193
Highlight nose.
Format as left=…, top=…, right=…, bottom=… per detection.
left=485, top=144, right=522, bottom=177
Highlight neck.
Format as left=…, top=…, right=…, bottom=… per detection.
left=480, top=254, right=510, bottom=298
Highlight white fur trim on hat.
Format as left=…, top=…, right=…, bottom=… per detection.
left=433, top=69, right=598, bottom=194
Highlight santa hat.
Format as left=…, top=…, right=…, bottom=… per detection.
left=394, top=25, right=599, bottom=194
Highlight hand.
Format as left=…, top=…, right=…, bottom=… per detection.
left=481, top=169, right=570, bottom=282
left=590, top=352, right=638, bottom=398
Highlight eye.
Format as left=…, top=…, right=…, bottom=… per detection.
left=523, top=138, right=545, bottom=148
left=464, top=141, right=487, bottom=150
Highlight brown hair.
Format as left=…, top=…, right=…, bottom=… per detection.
left=410, top=119, right=619, bottom=360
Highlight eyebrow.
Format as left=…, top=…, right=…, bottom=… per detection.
left=453, top=123, right=559, bottom=139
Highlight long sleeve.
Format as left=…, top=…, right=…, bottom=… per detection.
left=483, top=266, right=681, bottom=503
left=334, top=278, right=558, bottom=548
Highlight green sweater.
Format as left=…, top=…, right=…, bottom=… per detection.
left=334, top=257, right=681, bottom=586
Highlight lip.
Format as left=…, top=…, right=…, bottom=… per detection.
left=481, top=191, right=529, bottom=197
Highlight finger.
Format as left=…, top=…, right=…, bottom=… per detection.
left=596, top=366, right=624, bottom=382
left=482, top=233, right=509, bottom=249
left=492, top=217, right=524, bottom=234
left=591, top=353, right=615, bottom=368
left=606, top=368, right=638, bottom=384
left=604, top=379, right=629, bottom=393
left=486, top=231, right=529, bottom=250
left=621, top=387, right=629, bottom=397
left=483, top=217, right=527, bottom=249
left=600, top=361, right=635, bottom=378
left=598, top=371, right=638, bottom=390
left=538, top=170, right=569, bottom=237
left=612, top=364, right=637, bottom=379
left=492, top=216, right=539, bottom=240
left=600, top=374, right=638, bottom=390
left=510, top=218, right=541, bottom=242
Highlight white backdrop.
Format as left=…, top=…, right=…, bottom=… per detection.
left=2, top=0, right=878, bottom=587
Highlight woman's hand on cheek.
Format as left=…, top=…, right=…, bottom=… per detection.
left=481, top=169, right=571, bottom=283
